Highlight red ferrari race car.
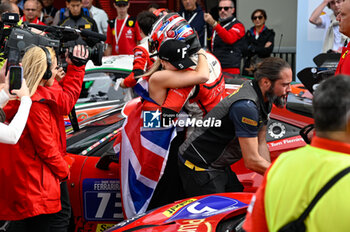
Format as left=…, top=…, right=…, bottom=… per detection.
left=105, top=192, right=253, bottom=232
left=99, top=55, right=338, bottom=232
left=64, top=81, right=313, bottom=231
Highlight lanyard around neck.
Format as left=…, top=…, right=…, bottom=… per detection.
left=114, top=14, right=129, bottom=46
left=182, top=12, right=197, bottom=24
left=212, top=18, right=236, bottom=49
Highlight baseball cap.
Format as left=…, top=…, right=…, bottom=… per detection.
left=158, top=39, right=195, bottom=70
left=114, top=0, right=128, bottom=6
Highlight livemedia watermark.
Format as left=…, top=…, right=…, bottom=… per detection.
left=142, top=110, right=221, bottom=128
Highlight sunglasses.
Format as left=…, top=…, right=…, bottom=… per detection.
left=253, top=16, right=264, bottom=20
left=218, top=7, right=232, bottom=11
left=115, top=2, right=128, bottom=7
left=25, top=8, right=37, bottom=11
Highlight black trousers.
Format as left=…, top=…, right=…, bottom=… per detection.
left=179, top=160, right=244, bottom=198
left=7, top=214, right=53, bottom=232
left=49, top=182, right=72, bottom=232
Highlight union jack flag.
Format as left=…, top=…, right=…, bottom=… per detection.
left=114, top=79, right=176, bottom=218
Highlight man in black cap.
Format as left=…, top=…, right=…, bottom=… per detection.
left=104, top=0, right=141, bottom=55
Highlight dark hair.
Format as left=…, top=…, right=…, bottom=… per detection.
left=251, top=9, right=267, bottom=21
left=137, top=11, right=157, bottom=35
left=254, top=57, right=290, bottom=82
left=0, top=2, right=13, bottom=15
left=147, top=3, right=159, bottom=10
left=38, top=0, right=43, bottom=7
left=66, top=0, right=82, bottom=3
left=313, top=75, right=350, bottom=132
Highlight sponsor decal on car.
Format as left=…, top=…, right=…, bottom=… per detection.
left=163, top=199, right=197, bottom=217
left=166, top=196, right=248, bottom=222
left=268, top=136, right=305, bottom=148
left=267, top=122, right=286, bottom=139
left=96, top=224, right=115, bottom=232
left=178, top=219, right=211, bottom=232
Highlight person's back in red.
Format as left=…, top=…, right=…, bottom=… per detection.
left=335, top=44, right=350, bottom=75
left=104, top=0, right=141, bottom=56
left=335, top=1, right=350, bottom=75
left=22, top=0, right=46, bottom=25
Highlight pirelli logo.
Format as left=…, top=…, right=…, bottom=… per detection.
left=163, top=199, right=197, bottom=217
left=242, top=117, right=258, bottom=126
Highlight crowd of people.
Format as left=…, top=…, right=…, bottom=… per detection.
left=0, top=0, right=350, bottom=231
left=0, top=0, right=278, bottom=77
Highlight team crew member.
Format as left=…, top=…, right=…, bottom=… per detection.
left=178, top=57, right=292, bottom=197
left=82, top=0, right=109, bottom=35
left=21, top=0, right=46, bottom=25
left=104, top=0, right=142, bottom=56
left=178, top=0, right=206, bottom=47
left=58, top=0, right=99, bottom=47
left=0, top=46, right=69, bottom=232
left=204, top=0, right=245, bottom=76
left=335, top=0, right=350, bottom=75
left=244, top=75, right=350, bottom=232
left=120, top=11, right=157, bottom=88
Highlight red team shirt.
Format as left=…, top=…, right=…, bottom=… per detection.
left=106, top=16, right=142, bottom=55
left=21, top=15, right=46, bottom=25
left=335, top=44, right=350, bottom=75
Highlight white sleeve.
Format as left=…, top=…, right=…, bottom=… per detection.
left=0, top=89, right=9, bottom=106
left=316, top=14, right=328, bottom=29
left=0, top=96, right=32, bottom=144
left=101, top=10, right=109, bottom=35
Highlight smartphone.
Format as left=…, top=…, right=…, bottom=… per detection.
left=9, top=66, right=23, bottom=92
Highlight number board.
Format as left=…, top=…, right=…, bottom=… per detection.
left=83, top=178, right=124, bottom=221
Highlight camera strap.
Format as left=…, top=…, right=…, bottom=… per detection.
left=278, top=166, right=350, bottom=232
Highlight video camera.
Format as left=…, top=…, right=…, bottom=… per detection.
left=0, top=12, right=106, bottom=69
